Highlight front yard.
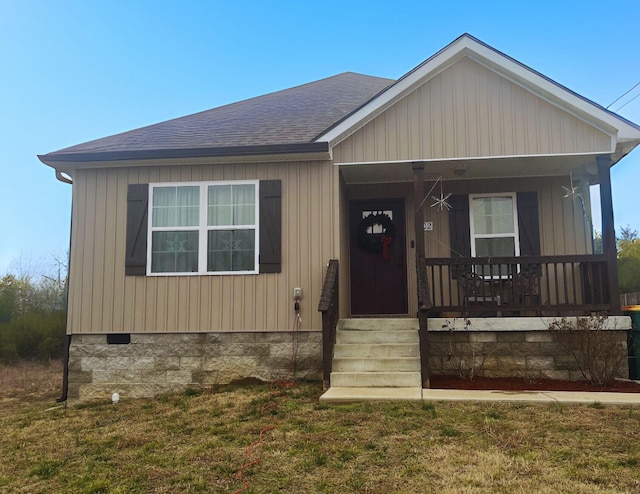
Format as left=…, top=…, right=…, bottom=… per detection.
left=1, top=363, right=640, bottom=493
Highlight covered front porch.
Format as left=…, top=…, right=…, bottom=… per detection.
left=412, top=153, right=623, bottom=387
left=411, top=153, right=620, bottom=318
left=336, top=151, right=620, bottom=318
left=319, top=152, right=625, bottom=389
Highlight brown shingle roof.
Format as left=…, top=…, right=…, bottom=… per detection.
left=42, top=72, right=393, bottom=161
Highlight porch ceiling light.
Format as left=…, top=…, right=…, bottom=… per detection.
left=453, top=167, right=467, bottom=176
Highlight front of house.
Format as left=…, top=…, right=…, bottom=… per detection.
left=40, top=35, right=640, bottom=400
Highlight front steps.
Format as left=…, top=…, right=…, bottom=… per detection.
left=328, top=318, right=421, bottom=388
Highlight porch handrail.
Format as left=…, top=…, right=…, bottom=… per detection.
left=416, top=254, right=432, bottom=310
left=425, top=254, right=610, bottom=315
left=416, top=253, right=431, bottom=387
left=318, top=259, right=339, bottom=389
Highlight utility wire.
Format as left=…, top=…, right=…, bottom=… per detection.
left=612, top=91, right=640, bottom=113
left=607, top=80, right=640, bottom=109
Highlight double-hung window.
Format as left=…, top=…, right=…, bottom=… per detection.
left=148, top=181, right=259, bottom=275
left=469, top=193, right=520, bottom=276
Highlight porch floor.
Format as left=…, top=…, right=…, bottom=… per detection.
left=319, top=387, right=640, bottom=405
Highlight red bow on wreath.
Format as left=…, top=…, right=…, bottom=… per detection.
left=381, top=235, right=393, bottom=261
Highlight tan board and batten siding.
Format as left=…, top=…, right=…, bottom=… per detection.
left=68, top=160, right=338, bottom=335
left=333, top=57, right=612, bottom=163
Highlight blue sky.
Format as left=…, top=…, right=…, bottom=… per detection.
left=2, top=1, right=640, bottom=275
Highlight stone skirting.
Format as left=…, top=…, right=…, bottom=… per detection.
left=427, top=317, right=631, bottom=381
left=67, top=317, right=632, bottom=400
left=68, top=332, right=322, bottom=400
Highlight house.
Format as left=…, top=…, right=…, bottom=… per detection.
left=39, top=34, right=640, bottom=400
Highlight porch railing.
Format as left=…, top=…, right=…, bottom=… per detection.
left=318, top=259, right=339, bottom=389
left=425, top=255, right=611, bottom=316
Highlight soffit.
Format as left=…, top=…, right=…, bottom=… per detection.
left=338, top=154, right=604, bottom=185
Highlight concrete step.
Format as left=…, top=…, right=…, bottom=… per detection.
left=319, top=387, right=423, bottom=402
left=332, top=357, right=421, bottom=373
left=330, top=371, right=422, bottom=387
left=338, top=318, right=419, bottom=331
left=335, top=329, right=419, bottom=344
left=333, top=343, right=420, bottom=358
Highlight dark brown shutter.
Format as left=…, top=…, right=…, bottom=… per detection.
left=448, top=194, right=471, bottom=278
left=516, top=192, right=540, bottom=257
left=259, top=180, right=281, bottom=273
left=449, top=194, right=471, bottom=258
left=125, top=184, right=148, bottom=276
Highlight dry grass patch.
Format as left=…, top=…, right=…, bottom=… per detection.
left=2, top=364, right=640, bottom=492
left=0, top=360, right=62, bottom=411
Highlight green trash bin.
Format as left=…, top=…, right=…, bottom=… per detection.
left=623, top=306, right=640, bottom=380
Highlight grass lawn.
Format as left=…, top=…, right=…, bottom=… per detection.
left=1, top=363, right=640, bottom=493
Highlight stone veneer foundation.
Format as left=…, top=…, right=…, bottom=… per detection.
left=68, top=332, right=322, bottom=400
left=427, top=317, right=631, bottom=381
left=66, top=316, right=632, bottom=400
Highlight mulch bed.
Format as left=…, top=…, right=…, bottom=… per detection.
left=430, top=374, right=640, bottom=393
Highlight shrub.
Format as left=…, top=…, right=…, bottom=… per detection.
left=443, top=318, right=493, bottom=380
left=549, top=315, right=626, bottom=387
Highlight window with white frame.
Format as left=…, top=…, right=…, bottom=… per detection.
left=148, top=181, right=259, bottom=275
left=469, top=193, right=519, bottom=275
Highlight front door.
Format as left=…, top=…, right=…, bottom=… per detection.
left=349, top=199, right=408, bottom=315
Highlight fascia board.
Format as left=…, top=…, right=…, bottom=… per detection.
left=38, top=142, right=331, bottom=171
left=38, top=151, right=331, bottom=174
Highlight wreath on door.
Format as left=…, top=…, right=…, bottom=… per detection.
left=357, top=213, right=396, bottom=260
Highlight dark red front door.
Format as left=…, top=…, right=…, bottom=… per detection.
left=349, top=199, right=408, bottom=315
